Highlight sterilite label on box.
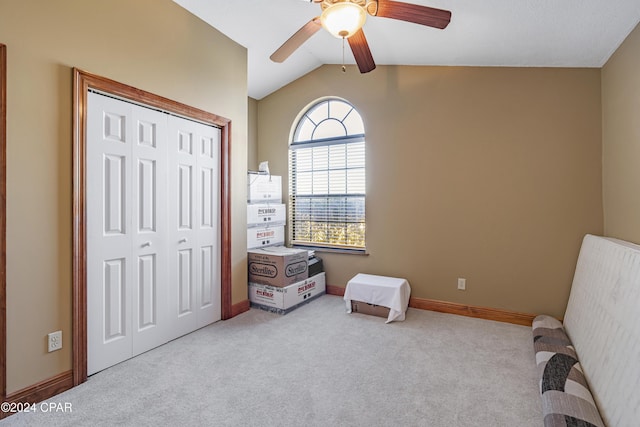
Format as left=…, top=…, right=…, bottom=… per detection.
left=249, top=272, right=326, bottom=315
left=248, top=246, right=308, bottom=287
left=247, top=226, right=285, bottom=250
left=247, top=203, right=286, bottom=228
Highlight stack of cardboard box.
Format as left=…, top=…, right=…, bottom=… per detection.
left=247, top=172, right=286, bottom=249
left=248, top=246, right=326, bottom=314
left=247, top=172, right=325, bottom=314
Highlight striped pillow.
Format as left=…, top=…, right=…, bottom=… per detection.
left=532, top=315, right=605, bottom=427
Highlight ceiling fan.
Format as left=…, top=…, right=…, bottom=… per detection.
left=270, top=0, right=452, bottom=73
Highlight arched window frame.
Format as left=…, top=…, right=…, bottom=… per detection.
left=288, top=98, right=366, bottom=252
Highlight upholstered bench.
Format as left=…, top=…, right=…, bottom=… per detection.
left=531, top=234, right=640, bottom=427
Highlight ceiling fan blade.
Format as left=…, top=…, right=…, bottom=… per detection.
left=270, top=18, right=322, bottom=63
left=375, top=0, right=451, bottom=29
left=348, top=29, right=376, bottom=73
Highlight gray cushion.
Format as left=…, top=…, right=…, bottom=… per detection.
left=532, top=315, right=605, bottom=427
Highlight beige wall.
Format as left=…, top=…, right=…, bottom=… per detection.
left=248, top=97, right=259, bottom=171
left=602, top=23, right=640, bottom=244
left=0, top=0, right=248, bottom=393
left=257, top=65, right=603, bottom=319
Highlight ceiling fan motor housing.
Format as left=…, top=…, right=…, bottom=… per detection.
left=321, top=0, right=368, bottom=10
left=322, top=0, right=379, bottom=13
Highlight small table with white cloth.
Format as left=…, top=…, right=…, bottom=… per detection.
left=343, top=273, right=411, bottom=323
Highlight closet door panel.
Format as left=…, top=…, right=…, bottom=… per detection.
left=168, top=117, right=221, bottom=336
left=87, top=92, right=134, bottom=375
left=131, top=104, right=169, bottom=355
left=168, top=118, right=198, bottom=339
left=195, top=128, right=221, bottom=328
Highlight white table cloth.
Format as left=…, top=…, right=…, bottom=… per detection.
left=343, top=273, right=411, bottom=323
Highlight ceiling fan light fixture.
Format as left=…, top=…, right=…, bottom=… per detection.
left=320, top=2, right=367, bottom=38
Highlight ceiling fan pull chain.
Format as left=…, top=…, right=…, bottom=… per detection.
left=341, top=36, right=346, bottom=73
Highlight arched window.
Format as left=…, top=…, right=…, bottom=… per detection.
left=289, top=98, right=365, bottom=251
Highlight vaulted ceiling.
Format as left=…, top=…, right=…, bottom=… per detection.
left=174, top=0, right=640, bottom=100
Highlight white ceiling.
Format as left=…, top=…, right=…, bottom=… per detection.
left=173, top=0, right=640, bottom=100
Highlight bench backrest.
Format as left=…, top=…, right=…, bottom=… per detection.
left=563, top=234, right=640, bottom=427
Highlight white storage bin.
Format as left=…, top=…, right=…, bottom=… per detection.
left=248, top=173, right=282, bottom=203
left=247, top=225, right=285, bottom=249
left=247, top=203, right=286, bottom=228
left=249, top=272, right=326, bottom=315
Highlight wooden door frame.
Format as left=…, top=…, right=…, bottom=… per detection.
left=72, top=69, right=232, bottom=386
left=0, top=43, right=7, bottom=406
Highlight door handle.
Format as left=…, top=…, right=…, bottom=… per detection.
left=141, top=241, right=152, bottom=248
left=179, top=238, right=188, bottom=244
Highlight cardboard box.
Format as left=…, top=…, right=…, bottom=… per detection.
left=249, top=272, right=326, bottom=315
left=248, top=173, right=282, bottom=203
left=247, top=226, right=285, bottom=250
left=247, top=203, right=286, bottom=228
left=248, top=246, right=308, bottom=287
left=351, top=300, right=391, bottom=319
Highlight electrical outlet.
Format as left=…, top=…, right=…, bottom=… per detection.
left=457, top=278, right=466, bottom=290
left=48, top=331, right=62, bottom=352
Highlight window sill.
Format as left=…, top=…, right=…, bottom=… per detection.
left=292, top=245, right=369, bottom=256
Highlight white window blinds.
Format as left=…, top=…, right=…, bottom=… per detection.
left=289, top=99, right=366, bottom=250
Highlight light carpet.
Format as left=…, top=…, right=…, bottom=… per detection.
left=2, top=295, right=542, bottom=426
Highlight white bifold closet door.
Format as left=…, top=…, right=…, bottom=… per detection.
left=87, top=91, right=221, bottom=375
